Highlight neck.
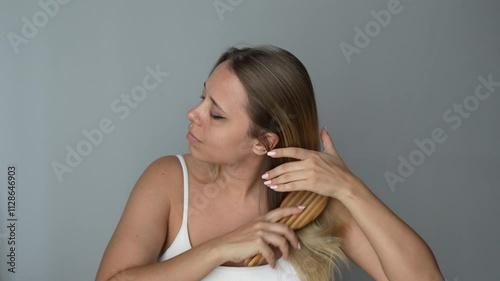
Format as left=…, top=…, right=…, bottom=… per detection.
left=216, top=155, right=269, bottom=201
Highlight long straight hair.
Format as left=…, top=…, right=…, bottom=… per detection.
left=209, top=45, right=349, bottom=281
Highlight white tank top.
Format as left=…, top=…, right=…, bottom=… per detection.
left=157, top=155, right=302, bottom=281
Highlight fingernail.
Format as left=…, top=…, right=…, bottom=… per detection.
left=267, top=151, right=276, bottom=156
left=269, top=185, right=278, bottom=190
left=261, top=173, right=269, bottom=179
left=263, top=180, right=272, bottom=185
left=297, top=205, right=306, bottom=209
left=298, top=242, right=301, bottom=250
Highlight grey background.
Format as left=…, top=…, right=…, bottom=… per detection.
left=1, top=0, right=499, bottom=280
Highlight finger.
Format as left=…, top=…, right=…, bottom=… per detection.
left=268, top=179, right=309, bottom=193
left=262, top=161, right=305, bottom=181
left=258, top=221, right=301, bottom=251
left=267, top=147, right=312, bottom=160
left=321, top=126, right=338, bottom=155
left=263, top=206, right=306, bottom=224
left=256, top=239, right=277, bottom=268
left=260, top=232, right=290, bottom=261
left=263, top=170, right=306, bottom=188
left=275, top=224, right=301, bottom=251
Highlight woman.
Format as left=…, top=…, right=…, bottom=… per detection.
left=96, top=45, right=444, bottom=281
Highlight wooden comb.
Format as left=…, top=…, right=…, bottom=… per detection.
left=244, top=190, right=329, bottom=266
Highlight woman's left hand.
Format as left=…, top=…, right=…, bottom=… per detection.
left=262, top=127, right=363, bottom=199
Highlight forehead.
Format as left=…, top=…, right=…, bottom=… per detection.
left=205, top=61, right=248, bottom=114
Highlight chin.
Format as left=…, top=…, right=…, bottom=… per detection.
left=188, top=145, right=218, bottom=164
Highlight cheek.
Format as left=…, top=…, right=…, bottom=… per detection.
left=202, top=127, right=227, bottom=150
left=230, top=134, right=255, bottom=155
left=212, top=129, right=250, bottom=152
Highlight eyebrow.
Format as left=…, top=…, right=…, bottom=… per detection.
left=204, top=82, right=227, bottom=114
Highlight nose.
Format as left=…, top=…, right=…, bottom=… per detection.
left=186, top=104, right=201, bottom=126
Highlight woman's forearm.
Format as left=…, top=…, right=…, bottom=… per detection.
left=337, top=181, right=444, bottom=281
left=103, top=241, right=223, bottom=281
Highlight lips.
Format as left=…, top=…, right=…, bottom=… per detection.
left=187, top=131, right=201, bottom=143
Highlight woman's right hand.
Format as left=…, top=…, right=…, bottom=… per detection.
left=212, top=205, right=305, bottom=268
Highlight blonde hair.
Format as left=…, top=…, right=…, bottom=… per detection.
left=210, top=45, right=349, bottom=280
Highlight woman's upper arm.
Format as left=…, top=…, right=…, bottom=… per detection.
left=96, top=156, right=181, bottom=281
left=329, top=199, right=390, bottom=281
left=341, top=216, right=390, bottom=281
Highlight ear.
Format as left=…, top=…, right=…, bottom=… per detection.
left=252, top=132, right=279, bottom=155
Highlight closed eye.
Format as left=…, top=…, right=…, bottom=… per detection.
left=210, top=114, right=224, bottom=120
left=200, top=95, right=225, bottom=120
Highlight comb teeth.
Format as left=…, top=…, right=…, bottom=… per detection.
left=244, top=190, right=329, bottom=267
left=279, top=191, right=328, bottom=229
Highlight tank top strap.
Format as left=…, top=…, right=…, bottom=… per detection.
left=157, top=155, right=192, bottom=262
left=175, top=154, right=189, bottom=227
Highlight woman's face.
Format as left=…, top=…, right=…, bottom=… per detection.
left=186, top=61, right=257, bottom=165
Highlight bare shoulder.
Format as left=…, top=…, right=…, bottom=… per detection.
left=137, top=155, right=184, bottom=193
left=95, top=154, right=184, bottom=281
left=143, top=155, right=183, bottom=179
left=126, top=154, right=187, bottom=225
